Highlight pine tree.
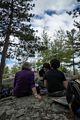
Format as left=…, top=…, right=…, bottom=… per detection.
left=66, top=29, right=80, bottom=74
left=0, top=0, right=38, bottom=87
left=67, top=0, right=80, bottom=30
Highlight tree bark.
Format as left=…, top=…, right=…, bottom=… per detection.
left=73, top=53, right=75, bottom=75
left=0, top=0, right=13, bottom=89
left=0, top=34, right=10, bottom=88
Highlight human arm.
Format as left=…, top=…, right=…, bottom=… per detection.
left=43, top=73, right=48, bottom=88
left=31, top=72, right=42, bottom=100
left=32, top=87, right=42, bottom=100
left=63, top=80, right=68, bottom=89
left=61, top=73, right=68, bottom=89
left=14, top=73, right=17, bottom=88
left=44, top=80, right=47, bottom=88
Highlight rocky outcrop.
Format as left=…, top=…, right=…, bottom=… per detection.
left=0, top=95, right=72, bottom=120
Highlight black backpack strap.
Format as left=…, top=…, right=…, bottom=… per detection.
left=72, top=80, right=80, bottom=104
left=66, top=80, right=80, bottom=108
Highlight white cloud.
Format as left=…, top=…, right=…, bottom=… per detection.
left=33, top=0, right=77, bottom=14
left=32, top=12, right=75, bottom=37
left=32, top=0, right=79, bottom=38
left=44, top=13, right=74, bottom=36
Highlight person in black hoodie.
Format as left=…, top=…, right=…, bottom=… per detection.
left=44, top=59, right=68, bottom=97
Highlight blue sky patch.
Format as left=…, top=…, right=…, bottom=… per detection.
left=34, top=15, right=44, bottom=19
left=44, top=9, right=57, bottom=16
left=6, top=59, right=14, bottom=65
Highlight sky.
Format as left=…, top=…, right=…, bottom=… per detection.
left=31, top=0, right=80, bottom=37
left=6, top=0, right=80, bottom=67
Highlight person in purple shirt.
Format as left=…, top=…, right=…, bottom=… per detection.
left=13, top=62, right=41, bottom=100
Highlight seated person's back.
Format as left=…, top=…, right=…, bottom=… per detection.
left=13, top=62, right=35, bottom=97
left=38, top=63, right=50, bottom=89
left=44, top=59, right=68, bottom=96
left=44, top=69, right=66, bottom=93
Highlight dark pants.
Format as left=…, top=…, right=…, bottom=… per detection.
left=48, top=90, right=66, bottom=97
left=75, top=115, right=80, bottom=120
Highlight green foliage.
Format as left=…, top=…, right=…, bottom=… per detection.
left=11, top=65, right=20, bottom=75
left=66, top=29, right=80, bottom=71
left=37, top=29, right=80, bottom=75
left=3, top=66, right=10, bottom=79
left=59, top=65, right=69, bottom=73
left=38, top=30, right=52, bottom=62
left=4, top=66, right=10, bottom=74
left=36, top=59, right=43, bottom=69
left=3, top=65, right=20, bottom=79
left=50, top=30, right=66, bottom=61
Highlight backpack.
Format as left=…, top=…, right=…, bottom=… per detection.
left=66, top=79, right=80, bottom=117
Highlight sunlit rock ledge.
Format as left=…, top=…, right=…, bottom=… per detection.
left=0, top=95, right=72, bottom=120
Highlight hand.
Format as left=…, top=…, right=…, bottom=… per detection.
left=68, top=108, right=74, bottom=119
left=35, top=94, right=42, bottom=101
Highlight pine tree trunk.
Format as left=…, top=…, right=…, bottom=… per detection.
left=73, top=54, right=75, bottom=75
left=0, top=0, right=13, bottom=89
left=0, top=34, right=10, bottom=89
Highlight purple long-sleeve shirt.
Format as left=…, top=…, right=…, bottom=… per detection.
left=13, top=68, right=35, bottom=97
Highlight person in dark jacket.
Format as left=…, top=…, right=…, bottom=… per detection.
left=38, top=63, right=50, bottom=89
left=13, top=62, right=41, bottom=100
left=44, top=59, right=68, bottom=97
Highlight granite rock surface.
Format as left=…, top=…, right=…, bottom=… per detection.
left=0, top=96, right=72, bottom=120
